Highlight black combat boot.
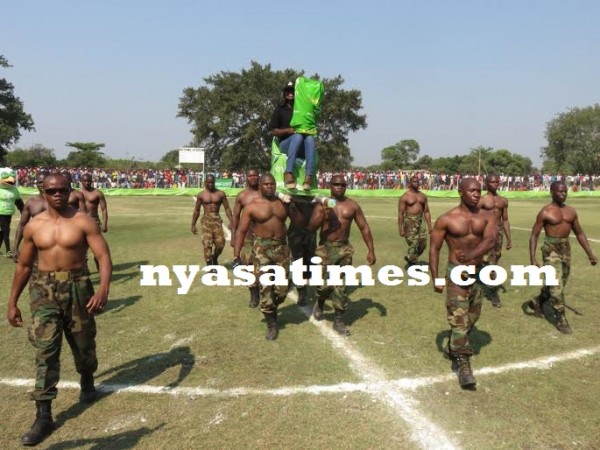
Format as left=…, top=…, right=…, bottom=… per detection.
left=21, top=400, right=55, bottom=446
left=264, top=311, right=278, bottom=341
left=312, top=298, right=325, bottom=320
left=555, top=310, right=573, bottom=334
left=296, top=287, right=307, bottom=306
left=490, top=288, right=502, bottom=308
left=456, top=355, right=476, bottom=389
left=80, top=372, right=97, bottom=403
left=332, top=310, right=350, bottom=336
left=528, top=296, right=544, bottom=318
left=248, top=287, right=259, bottom=308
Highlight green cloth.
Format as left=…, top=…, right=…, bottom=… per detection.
left=290, top=77, right=324, bottom=135
left=0, top=185, right=20, bottom=215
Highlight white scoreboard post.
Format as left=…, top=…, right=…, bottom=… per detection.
left=178, top=147, right=205, bottom=188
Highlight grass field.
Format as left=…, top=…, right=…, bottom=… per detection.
left=1, top=194, right=599, bottom=449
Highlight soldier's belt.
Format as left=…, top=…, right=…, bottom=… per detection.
left=254, top=237, right=287, bottom=246
left=36, top=268, right=89, bottom=282
left=323, top=240, right=350, bottom=247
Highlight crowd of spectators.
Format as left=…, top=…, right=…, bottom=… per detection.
left=12, top=167, right=600, bottom=191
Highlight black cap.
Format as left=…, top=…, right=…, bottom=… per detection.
left=283, top=81, right=294, bottom=92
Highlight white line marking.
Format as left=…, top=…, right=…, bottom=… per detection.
left=1, top=347, right=596, bottom=397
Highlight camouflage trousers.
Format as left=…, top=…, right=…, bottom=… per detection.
left=315, top=240, right=355, bottom=312
left=28, top=269, right=98, bottom=401
left=253, top=237, right=290, bottom=314
left=482, top=224, right=504, bottom=299
left=288, top=227, right=316, bottom=293
left=201, top=213, right=225, bottom=263
left=539, top=236, right=571, bottom=312
left=445, top=264, right=484, bottom=356
left=403, top=214, right=427, bottom=263
left=240, top=237, right=257, bottom=288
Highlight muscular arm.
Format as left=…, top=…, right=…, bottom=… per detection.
left=99, top=193, right=108, bottom=232
left=423, top=197, right=432, bottom=232
left=307, top=203, right=325, bottom=232
left=397, top=197, right=406, bottom=237
left=572, top=215, right=597, bottom=265
left=191, top=197, right=201, bottom=234
left=86, top=220, right=113, bottom=313
left=7, top=227, right=37, bottom=327
left=15, top=198, right=24, bottom=213
left=230, top=194, right=243, bottom=247
left=502, top=200, right=512, bottom=249
left=233, top=208, right=252, bottom=259
left=13, top=204, right=32, bottom=260
left=429, top=217, right=446, bottom=292
left=355, top=206, right=376, bottom=265
left=529, top=210, right=545, bottom=266
left=222, top=195, right=233, bottom=226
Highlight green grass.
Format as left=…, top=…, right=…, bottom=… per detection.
left=1, top=195, right=599, bottom=449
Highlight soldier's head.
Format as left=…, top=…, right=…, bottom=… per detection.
left=485, top=174, right=500, bottom=193
left=330, top=175, right=347, bottom=199
left=550, top=180, right=568, bottom=205
left=42, top=173, right=71, bottom=211
left=259, top=174, right=276, bottom=198
left=246, top=169, right=259, bottom=189
left=458, top=178, right=481, bottom=208
left=409, top=176, right=420, bottom=191
left=35, top=171, right=49, bottom=193
left=81, top=173, right=93, bottom=190
left=205, top=175, right=216, bottom=191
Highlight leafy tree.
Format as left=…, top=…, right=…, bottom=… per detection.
left=380, top=139, right=420, bottom=170
left=0, top=55, right=35, bottom=165
left=542, top=104, right=600, bottom=174
left=413, top=155, right=433, bottom=170
left=6, top=143, right=57, bottom=167
left=64, top=141, right=107, bottom=167
left=177, top=61, right=367, bottom=172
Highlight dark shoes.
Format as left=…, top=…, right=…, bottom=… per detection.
left=333, top=310, right=350, bottom=336
left=490, top=293, right=502, bottom=308
left=21, top=401, right=55, bottom=446
left=527, top=296, right=544, bottom=318
left=80, top=372, right=97, bottom=403
left=456, top=355, right=477, bottom=390
left=555, top=310, right=573, bottom=334
left=264, top=311, right=278, bottom=341
left=248, top=287, right=259, bottom=308
left=313, top=299, right=325, bottom=321
left=296, top=288, right=307, bottom=306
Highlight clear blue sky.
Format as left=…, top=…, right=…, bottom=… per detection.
left=3, top=0, right=599, bottom=167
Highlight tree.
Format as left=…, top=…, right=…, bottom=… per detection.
left=64, top=141, right=107, bottom=167
left=413, top=155, right=433, bottom=170
left=177, top=61, right=367, bottom=172
left=6, top=143, right=57, bottom=167
left=542, top=104, right=600, bottom=174
left=0, top=55, right=35, bottom=165
left=380, top=139, right=420, bottom=170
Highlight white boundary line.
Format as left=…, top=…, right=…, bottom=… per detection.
left=1, top=346, right=597, bottom=397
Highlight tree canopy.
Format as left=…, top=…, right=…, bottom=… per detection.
left=380, top=139, right=420, bottom=170
left=542, top=104, right=600, bottom=174
left=64, top=141, right=107, bottom=167
left=0, top=55, right=35, bottom=165
left=6, top=143, right=57, bottom=167
left=177, top=61, right=367, bottom=172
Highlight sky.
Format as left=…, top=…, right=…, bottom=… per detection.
left=2, top=0, right=599, bottom=168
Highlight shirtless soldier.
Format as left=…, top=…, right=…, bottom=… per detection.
left=81, top=173, right=107, bottom=231
left=7, top=173, right=112, bottom=446
left=308, top=174, right=376, bottom=336
left=192, top=174, right=233, bottom=266
left=478, top=174, right=511, bottom=307
left=13, top=171, right=48, bottom=262
left=528, top=180, right=597, bottom=334
left=430, top=178, right=497, bottom=389
left=231, top=169, right=261, bottom=307
left=233, top=174, right=293, bottom=340
left=64, top=171, right=87, bottom=213
left=398, top=175, right=432, bottom=267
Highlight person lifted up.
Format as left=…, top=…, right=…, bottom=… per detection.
left=270, top=82, right=316, bottom=190
left=192, top=174, right=233, bottom=266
